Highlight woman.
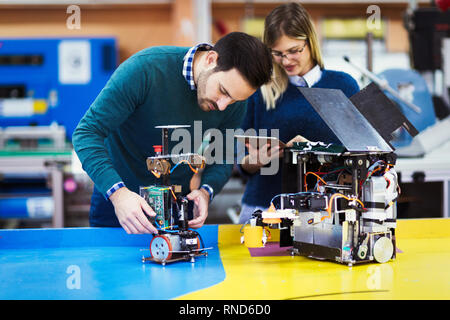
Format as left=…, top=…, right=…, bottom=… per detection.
left=237, top=2, right=360, bottom=223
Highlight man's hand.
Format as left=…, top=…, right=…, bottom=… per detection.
left=109, top=187, right=158, bottom=234
left=186, top=188, right=210, bottom=229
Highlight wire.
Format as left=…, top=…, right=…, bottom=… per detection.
left=158, top=225, right=176, bottom=231
left=197, top=232, right=205, bottom=249
left=320, top=193, right=365, bottom=222
left=359, top=160, right=390, bottom=191
left=313, top=168, right=349, bottom=191
left=185, top=161, right=199, bottom=174
left=169, top=187, right=177, bottom=201
left=239, top=220, right=250, bottom=233
left=269, top=192, right=302, bottom=208
left=304, top=172, right=328, bottom=191
left=384, top=163, right=393, bottom=173
left=170, top=162, right=181, bottom=174
left=170, top=160, right=199, bottom=174
left=159, top=226, right=181, bottom=233
left=313, top=167, right=347, bottom=176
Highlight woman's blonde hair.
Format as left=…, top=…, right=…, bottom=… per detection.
left=261, top=2, right=324, bottom=110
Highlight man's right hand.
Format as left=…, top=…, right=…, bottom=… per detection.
left=109, top=187, right=158, bottom=234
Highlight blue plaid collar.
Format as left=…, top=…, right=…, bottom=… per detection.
left=182, top=43, right=213, bottom=90
left=288, top=64, right=322, bottom=88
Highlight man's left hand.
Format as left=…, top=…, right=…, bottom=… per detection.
left=186, top=188, right=210, bottom=228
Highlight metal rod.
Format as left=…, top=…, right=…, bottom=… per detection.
left=366, top=32, right=373, bottom=72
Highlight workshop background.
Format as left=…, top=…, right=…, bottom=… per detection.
left=0, top=0, right=449, bottom=229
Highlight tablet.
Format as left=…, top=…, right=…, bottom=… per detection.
left=234, top=134, right=286, bottom=149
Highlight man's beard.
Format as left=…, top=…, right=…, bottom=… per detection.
left=197, top=68, right=219, bottom=112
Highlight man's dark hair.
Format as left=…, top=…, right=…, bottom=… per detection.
left=212, top=32, right=273, bottom=89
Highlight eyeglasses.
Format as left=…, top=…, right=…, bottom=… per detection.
left=271, top=42, right=308, bottom=61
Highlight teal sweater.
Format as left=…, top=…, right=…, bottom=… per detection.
left=73, top=46, right=246, bottom=203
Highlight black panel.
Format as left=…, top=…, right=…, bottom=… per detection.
left=0, top=85, right=26, bottom=98
left=279, top=220, right=293, bottom=247
left=407, top=7, right=450, bottom=71
left=281, top=149, right=298, bottom=193
left=0, top=54, right=44, bottom=66
left=398, top=181, right=443, bottom=218
left=299, top=87, right=393, bottom=152
left=293, top=241, right=341, bottom=261
left=350, top=82, right=419, bottom=146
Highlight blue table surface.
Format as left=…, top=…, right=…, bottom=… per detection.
left=0, top=226, right=224, bottom=300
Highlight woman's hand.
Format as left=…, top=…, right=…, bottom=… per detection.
left=246, top=142, right=283, bottom=166
left=240, top=141, right=284, bottom=174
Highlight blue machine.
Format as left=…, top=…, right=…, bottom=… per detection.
left=0, top=37, right=118, bottom=139
left=0, top=197, right=53, bottom=219
left=378, top=68, right=437, bottom=148
left=0, top=38, right=117, bottom=221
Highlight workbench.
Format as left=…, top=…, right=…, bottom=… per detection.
left=1, top=219, right=449, bottom=300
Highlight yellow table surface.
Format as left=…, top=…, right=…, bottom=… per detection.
left=179, top=218, right=450, bottom=300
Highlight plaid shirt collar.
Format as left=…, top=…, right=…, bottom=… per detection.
left=288, top=64, right=322, bottom=88
left=182, top=43, right=213, bottom=90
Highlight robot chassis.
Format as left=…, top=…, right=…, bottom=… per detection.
left=246, top=85, right=418, bottom=266
left=140, top=125, right=209, bottom=266
left=251, top=146, right=399, bottom=267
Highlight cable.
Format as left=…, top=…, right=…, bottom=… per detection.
left=170, top=160, right=199, bottom=174
left=359, top=160, right=390, bottom=191
left=304, top=171, right=328, bottom=191
left=169, top=187, right=177, bottom=201
left=320, top=193, right=365, bottom=222
left=314, top=168, right=349, bottom=191
left=313, top=167, right=347, bottom=176
left=169, top=162, right=182, bottom=174
left=197, top=232, right=205, bottom=249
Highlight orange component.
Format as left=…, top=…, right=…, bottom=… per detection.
left=149, top=235, right=173, bottom=260
left=262, top=218, right=282, bottom=224
left=263, top=203, right=281, bottom=223
left=196, top=236, right=201, bottom=250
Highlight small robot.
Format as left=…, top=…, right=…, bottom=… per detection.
left=141, top=125, right=209, bottom=266
left=246, top=148, right=399, bottom=266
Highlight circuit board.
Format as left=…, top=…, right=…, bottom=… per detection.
left=139, top=186, right=171, bottom=228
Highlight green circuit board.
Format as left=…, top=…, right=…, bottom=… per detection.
left=139, top=186, right=171, bottom=229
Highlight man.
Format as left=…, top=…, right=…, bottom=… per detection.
left=72, top=32, right=273, bottom=234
